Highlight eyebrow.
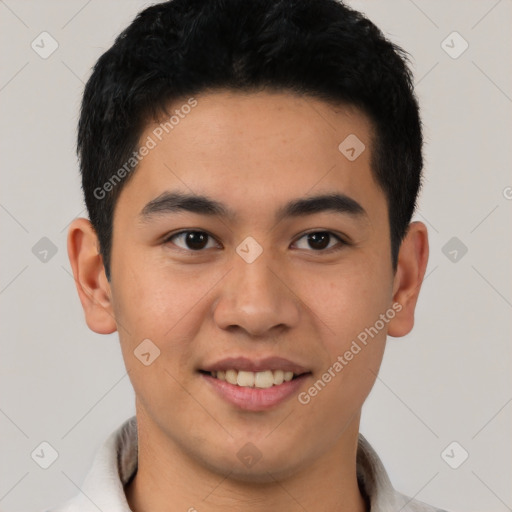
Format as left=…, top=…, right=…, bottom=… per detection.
left=139, top=190, right=366, bottom=223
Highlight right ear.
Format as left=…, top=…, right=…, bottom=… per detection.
left=67, top=218, right=117, bottom=334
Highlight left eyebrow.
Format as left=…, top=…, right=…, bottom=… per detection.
left=276, top=192, right=366, bottom=221
left=139, top=190, right=367, bottom=223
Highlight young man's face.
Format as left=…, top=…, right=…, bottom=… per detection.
left=71, top=90, right=427, bottom=481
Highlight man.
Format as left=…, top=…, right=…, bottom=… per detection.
left=53, top=0, right=448, bottom=510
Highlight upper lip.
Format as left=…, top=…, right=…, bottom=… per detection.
left=200, top=356, right=310, bottom=375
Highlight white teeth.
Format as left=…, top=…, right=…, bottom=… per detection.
left=210, top=369, right=300, bottom=388
left=273, top=369, right=284, bottom=385
left=225, top=369, right=238, bottom=385
left=237, top=371, right=255, bottom=387
left=283, top=371, right=294, bottom=382
left=254, top=370, right=274, bottom=388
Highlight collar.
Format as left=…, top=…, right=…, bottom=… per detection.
left=50, top=416, right=446, bottom=512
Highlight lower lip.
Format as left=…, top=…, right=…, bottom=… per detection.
left=201, top=372, right=310, bottom=411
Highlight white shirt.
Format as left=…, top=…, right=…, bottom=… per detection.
left=47, top=416, right=448, bottom=512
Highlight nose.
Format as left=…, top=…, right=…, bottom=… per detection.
left=213, top=251, right=301, bottom=338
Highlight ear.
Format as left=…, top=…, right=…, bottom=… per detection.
left=67, top=218, right=117, bottom=334
left=387, top=221, right=429, bottom=337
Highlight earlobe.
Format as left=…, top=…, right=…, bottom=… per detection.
left=67, top=218, right=117, bottom=335
left=387, top=221, right=429, bottom=338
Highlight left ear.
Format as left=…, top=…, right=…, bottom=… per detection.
left=387, top=221, right=429, bottom=337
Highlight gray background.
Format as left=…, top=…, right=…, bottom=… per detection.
left=0, top=1, right=511, bottom=511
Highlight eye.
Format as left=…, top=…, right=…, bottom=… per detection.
left=163, top=229, right=347, bottom=253
left=292, top=231, right=346, bottom=252
left=164, top=230, right=220, bottom=251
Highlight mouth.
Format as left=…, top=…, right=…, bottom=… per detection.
left=198, top=357, right=312, bottom=411
left=199, top=369, right=308, bottom=389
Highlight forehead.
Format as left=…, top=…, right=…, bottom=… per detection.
left=116, top=90, right=383, bottom=223
left=153, top=90, right=374, bottom=161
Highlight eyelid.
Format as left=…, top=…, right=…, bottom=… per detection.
left=163, top=228, right=350, bottom=253
left=162, top=229, right=222, bottom=250
left=293, top=229, right=349, bottom=245
left=291, top=230, right=349, bottom=252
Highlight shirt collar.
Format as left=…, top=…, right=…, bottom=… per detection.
left=50, top=415, right=444, bottom=512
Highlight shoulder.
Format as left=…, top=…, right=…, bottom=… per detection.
left=392, top=490, right=451, bottom=512
left=357, top=433, right=452, bottom=512
left=42, top=416, right=137, bottom=512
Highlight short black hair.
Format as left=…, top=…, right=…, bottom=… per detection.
left=78, top=0, right=423, bottom=280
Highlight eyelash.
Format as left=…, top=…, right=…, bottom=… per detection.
left=162, top=230, right=349, bottom=254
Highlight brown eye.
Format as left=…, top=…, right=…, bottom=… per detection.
left=166, top=231, right=218, bottom=251
left=293, top=231, right=345, bottom=252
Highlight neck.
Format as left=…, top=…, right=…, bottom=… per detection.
left=125, top=408, right=367, bottom=512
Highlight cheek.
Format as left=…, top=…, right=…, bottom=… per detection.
left=110, top=257, right=224, bottom=367
left=111, top=248, right=197, bottom=330
left=110, top=266, right=206, bottom=412
left=311, top=261, right=391, bottom=412
left=293, top=333, right=386, bottom=457
left=295, top=255, right=391, bottom=402
left=296, top=260, right=393, bottom=344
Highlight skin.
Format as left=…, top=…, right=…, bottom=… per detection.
left=68, top=90, right=428, bottom=512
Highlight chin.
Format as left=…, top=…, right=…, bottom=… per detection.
left=195, top=445, right=309, bottom=484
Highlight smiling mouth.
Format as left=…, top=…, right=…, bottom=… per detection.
left=199, top=369, right=309, bottom=388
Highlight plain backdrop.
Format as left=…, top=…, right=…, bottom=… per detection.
left=0, top=1, right=511, bottom=511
